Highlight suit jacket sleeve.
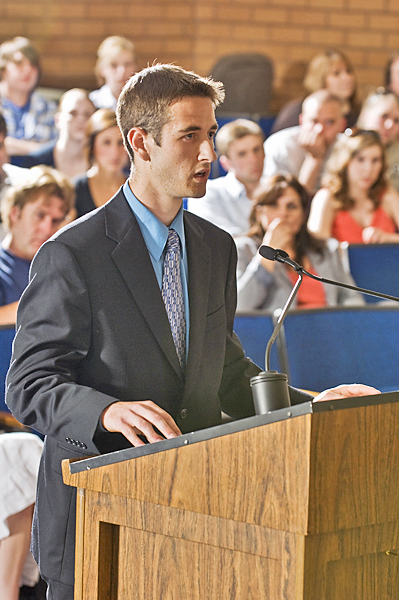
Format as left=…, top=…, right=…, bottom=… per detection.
left=6, top=240, right=119, bottom=455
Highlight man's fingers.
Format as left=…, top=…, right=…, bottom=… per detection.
left=101, top=400, right=182, bottom=445
left=313, top=383, right=381, bottom=402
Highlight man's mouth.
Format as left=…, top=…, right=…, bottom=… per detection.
left=194, top=168, right=210, bottom=181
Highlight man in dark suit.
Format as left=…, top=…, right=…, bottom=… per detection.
left=5, top=64, right=377, bottom=600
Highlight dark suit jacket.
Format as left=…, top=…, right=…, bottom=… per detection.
left=6, top=189, right=310, bottom=586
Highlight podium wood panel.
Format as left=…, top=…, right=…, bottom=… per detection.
left=63, top=397, right=399, bottom=599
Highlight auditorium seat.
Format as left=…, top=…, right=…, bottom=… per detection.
left=343, top=243, right=399, bottom=304
left=234, top=312, right=280, bottom=372
left=274, top=305, right=399, bottom=392
left=0, top=325, right=14, bottom=413
left=210, top=53, right=274, bottom=118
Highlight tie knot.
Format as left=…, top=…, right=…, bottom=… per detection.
left=166, top=229, right=180, bottom=253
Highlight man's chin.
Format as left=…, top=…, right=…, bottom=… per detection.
left=188, top=183, right=208, bottom=198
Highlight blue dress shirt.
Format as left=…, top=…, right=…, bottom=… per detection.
left=123, top=181, right=190, bottom=356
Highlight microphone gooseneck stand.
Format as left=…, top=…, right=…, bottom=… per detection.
left=250, top=245, right=399, bottom=415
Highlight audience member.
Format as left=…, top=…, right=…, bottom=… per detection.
left=0, top=112, right=31, bottom=240
left=271, top=49, right=358, bottom=135
left=264, top=90, right=346, bottom=196
left=0, top=37, right=57, bottom=157
left=236, top=174, right=362, bottom=311
left=74, top=108, right=128, bottom=217
left=356, top=88, right=399, bottom=193
left=308, top=130, right=399, bottom=243
left=0, top=165, right=74, bottom=324
left=16, top=88, right=95, bottom=179
left=385, top=51, right=399, bottom=97
left=187, top=119, right=265, bottom=235
left=0, top=431, right=44, bottom=600
left=89, top=36, right=137, bottom=110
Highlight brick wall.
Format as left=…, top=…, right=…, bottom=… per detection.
left=0, top=0, right=397, bottom=113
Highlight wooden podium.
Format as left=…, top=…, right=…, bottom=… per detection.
left=62, top=393, right=399, bottom=599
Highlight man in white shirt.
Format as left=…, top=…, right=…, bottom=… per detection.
left=187, top=118, right=265, bottom=236
left=264, top=90, right=346, bottom=196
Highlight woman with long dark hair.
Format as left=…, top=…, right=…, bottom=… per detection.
left=236, top=174, right=362, bottom=311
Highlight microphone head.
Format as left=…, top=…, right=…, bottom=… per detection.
left=276, top=248, right=289, bottom=259
left=259, top=245, right=278, bottom=261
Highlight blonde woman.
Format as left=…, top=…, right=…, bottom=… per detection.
left=308, top=130, right=399, bottom=244
left=272, top=49, right=358, bottom=134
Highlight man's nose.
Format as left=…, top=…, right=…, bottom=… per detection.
left=199, top=139, right=217, bottom=162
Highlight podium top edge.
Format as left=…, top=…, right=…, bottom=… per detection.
left=69, top=391, right=398, bottom=474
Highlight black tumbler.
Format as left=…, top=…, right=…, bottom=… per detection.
left=250, top=371, right=291, bottom=414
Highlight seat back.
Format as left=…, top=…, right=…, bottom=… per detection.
left=275, top=306, right=399, bottom=392
left=345, top=243, right=399, bottom=304
left=234, top=312, right=280, bottom=372
left=210, top=53, right=274, bottom=117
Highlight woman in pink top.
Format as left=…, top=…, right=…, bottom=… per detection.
left=308, top=129, right=399, bottom=244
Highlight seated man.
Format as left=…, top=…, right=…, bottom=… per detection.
left=0, top=37, right=58, bottom=157
left=187, top=119, right=265, bottom=236
left=264, top=90, right=346, bottom=196
left=89, top=36, right=137, bottom=110
left=0, top=165, right=74, bottom=325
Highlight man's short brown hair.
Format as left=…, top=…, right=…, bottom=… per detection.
left=0, top=37, right=40, bottom=79
left=116, top=63, right=225, bottom=162
left=215, top=118, right=264, bottom=157
left=2, top=165, right=75, bottom=231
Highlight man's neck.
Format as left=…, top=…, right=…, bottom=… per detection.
left=0, top=81, right=31, bottom=108
left=128, top=176, right=182, bottom=227
left=2, top=234, right=30, bottom=261
left=233, top=173, right=261, bottom=200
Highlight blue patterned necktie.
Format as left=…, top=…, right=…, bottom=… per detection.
left=162, top=229, right=186, bottom=369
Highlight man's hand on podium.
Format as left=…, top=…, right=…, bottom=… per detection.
left=313, top=384, right=381, bottom=403
left=101, top=400, right=182, bottom=447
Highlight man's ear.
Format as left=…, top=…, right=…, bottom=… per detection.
left=9, top=206, right=21, bottom=226
left=219, top=154, right=231, bottom=173
left=127, top=127, right=151, bottom=161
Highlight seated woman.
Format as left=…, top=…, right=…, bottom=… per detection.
left=0, top=431, right=44, bottom=600
left=89, top=36, right=137, bottom=110
left=271, top=48, right=358, bottom=135
left=356, top=88, right=399, bottom=194
left=16, top=88, right=95, bottom=179
left=74, top=109, right=128, bottom=218
left=308, top=130, right=399, bottom=244
left=236, top=174, right=362, bottom=312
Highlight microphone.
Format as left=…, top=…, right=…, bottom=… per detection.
left=250, top=245, right=399, bottom=415
left=259, top=245, right=399, bottom=303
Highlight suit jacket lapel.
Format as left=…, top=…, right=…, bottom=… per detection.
left=104, top=191, right=183, bottom=378
left=183, top=213, right=212, bottom=399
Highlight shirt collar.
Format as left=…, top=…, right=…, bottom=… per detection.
left=123, top=180, right=186, bottom=261
left=225, top=171, right=249, bottom=198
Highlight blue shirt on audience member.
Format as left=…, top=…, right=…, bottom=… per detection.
left=0, top=246, right=30, bottom=305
